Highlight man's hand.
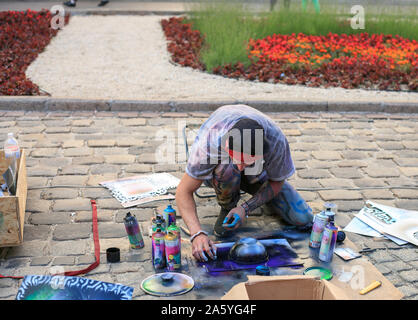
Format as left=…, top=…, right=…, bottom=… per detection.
left=192, top=234, right=217, bottom=262
left=222, top=206, right=247, bottom=231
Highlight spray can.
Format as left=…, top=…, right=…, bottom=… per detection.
left=324, top=202, right=337, bottom=223
left=318, top=220, right=338, bottom=263
left=164, top=231, right=181, bottom=271
left=123, top=212, right=144, bottom=249
left=167, top=223, right=181, bottom=239
left=152, top=222, right=166, bottom=269
left=309, top=210, right=329, bottom=248
left=152, top=214, right=166, bottom=233
left=163, top=204, right=177, bottom=228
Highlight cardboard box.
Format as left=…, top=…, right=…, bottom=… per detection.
left=222, top=275, right=349, bottom=300
left=0, top=150, right=27, bottom=247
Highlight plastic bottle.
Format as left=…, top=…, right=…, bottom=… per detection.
left=4, top=132, right=20, bottom=174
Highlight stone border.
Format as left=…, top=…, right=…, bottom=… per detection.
left=71, top=10, right=185, bottom=16
left=0, top=96, right=417, bottom=113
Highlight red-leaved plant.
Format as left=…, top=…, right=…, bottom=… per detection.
left=0, top=9, right=69, bottom=95
left=161, top=17, right=418, bottom=91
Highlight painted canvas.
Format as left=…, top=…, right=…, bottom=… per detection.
left=198, top=238, right=303, bottom=274
left=16, top=275, right=134, bottom=300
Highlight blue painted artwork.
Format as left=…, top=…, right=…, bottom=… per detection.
left=198, top=239, right=303, bottom=274
left=16, top=275, right=134, bottom=300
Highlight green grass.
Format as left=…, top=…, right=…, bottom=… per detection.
left=184, top=1, right=418, bottom=72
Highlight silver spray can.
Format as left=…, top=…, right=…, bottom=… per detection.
left=309, top=210, right=329, bottom=248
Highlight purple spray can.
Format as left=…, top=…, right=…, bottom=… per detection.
left=318, top=220, right=338, bottom=263
left=152, top=221, right=166, bottom=269
left=123, top=212, right=144, bottom=249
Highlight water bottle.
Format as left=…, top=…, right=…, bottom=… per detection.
left=4, top=133, right=20, bottom=174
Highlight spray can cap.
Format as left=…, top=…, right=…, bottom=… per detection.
left=164, top=204, right=174, bottom=212
left=124, top=212, right=133, bottom=222
left=325, top=209, right=335, bottom=222
left=324, top=202, right=337, bottom=212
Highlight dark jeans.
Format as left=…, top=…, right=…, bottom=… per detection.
left=206, top=162, right=314, bottom=226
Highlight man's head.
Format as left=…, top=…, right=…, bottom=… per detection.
left=223, top=118, right=268, bottom=172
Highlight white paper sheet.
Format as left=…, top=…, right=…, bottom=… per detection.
left=353, top=201, right=418, bottom=246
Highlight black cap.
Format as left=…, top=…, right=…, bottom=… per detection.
left=106, top=247, right=120, bottom=263
left=337, top=231, right=346, bottom=243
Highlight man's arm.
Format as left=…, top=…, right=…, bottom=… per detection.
left=175, top=173, right=217, bottom=261
left=241, top=179, right=284, bottom=215
left=175, top=173, right=203, bottom=236
left=223, top=179, right=284, bottom=231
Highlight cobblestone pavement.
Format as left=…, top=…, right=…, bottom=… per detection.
left=0, top=109, right=418, bottom=300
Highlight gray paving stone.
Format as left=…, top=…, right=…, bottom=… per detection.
left=52, top=256, right=76, bottom=266
left=330, top=167, right=364, bottom=179
left=319, top=190, right=363, bottom=201
left=90, top=164, right=121, bottom=174
left=23, top=225, right=51, bottom=241
left=364, top=167, right=400, bottom=178
left=397, top=285, right=418, bottom=299
left=26, top=199, right=52, bottom=213
left=341, top=150, right=369, bottom=160
left=78, top=255, right=96, bottom=265
left=30, top=256, right=52, bottom=266
left=63, top=147, right=93, bottom=157
left=42, top=188, right=79, bottom=200
left=29, top=212, right=72, bottom=225
left=61, top=165, right=90, bottom=175
left=27, top=166, right=58, bottom=177
left=53, top=223, right=92, bottom=241
left=75, top=210, right=113, bottom=222
left=50, top=240, right=88, bottom=256
left=297, top=169, right=331, bottom=179
left=382, top=261, right=414, bottom=272
left=399, top=270, right=418, bottom=283
left=98, top=223, right=126, bottom=238
left=367, top=250, right=398, bottom=263
left=395, top=199, right=418, bottom=211
left=51, top=175, right=88, bottom=186
left=6, top=241, right=47, bottom=258
left=53, top=198, right=92, bottom=211
left=391, top=248, right=418, bottom=262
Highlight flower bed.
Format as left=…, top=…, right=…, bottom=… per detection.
left=0, top=9, right=67, bottom=95
left=162, top=17, right=417, bottom=91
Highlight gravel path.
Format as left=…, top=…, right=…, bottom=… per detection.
left=26, top=15, right=418, bottom=102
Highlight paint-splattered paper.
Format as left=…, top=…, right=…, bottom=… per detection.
left=16, top=275, right=134, bottom=300
left=198, top=239, right=303, bottom=274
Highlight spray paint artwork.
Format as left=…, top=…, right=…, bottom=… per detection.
left=198, top=238, right=303, bottom=273
left=16, top=275, right=134, bottom=300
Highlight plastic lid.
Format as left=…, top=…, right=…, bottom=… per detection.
left=303, top=266, right=333, bottom=280
left=256, top=265, right=270, bottom=276
left=106, top=247, right=120, bottom=263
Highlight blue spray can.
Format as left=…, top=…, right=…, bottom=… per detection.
left=318, top=220, right=338, bottom=263
left=163, top=204, right=177, bottom=229
left=123, top=212, right=144, bottom=249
